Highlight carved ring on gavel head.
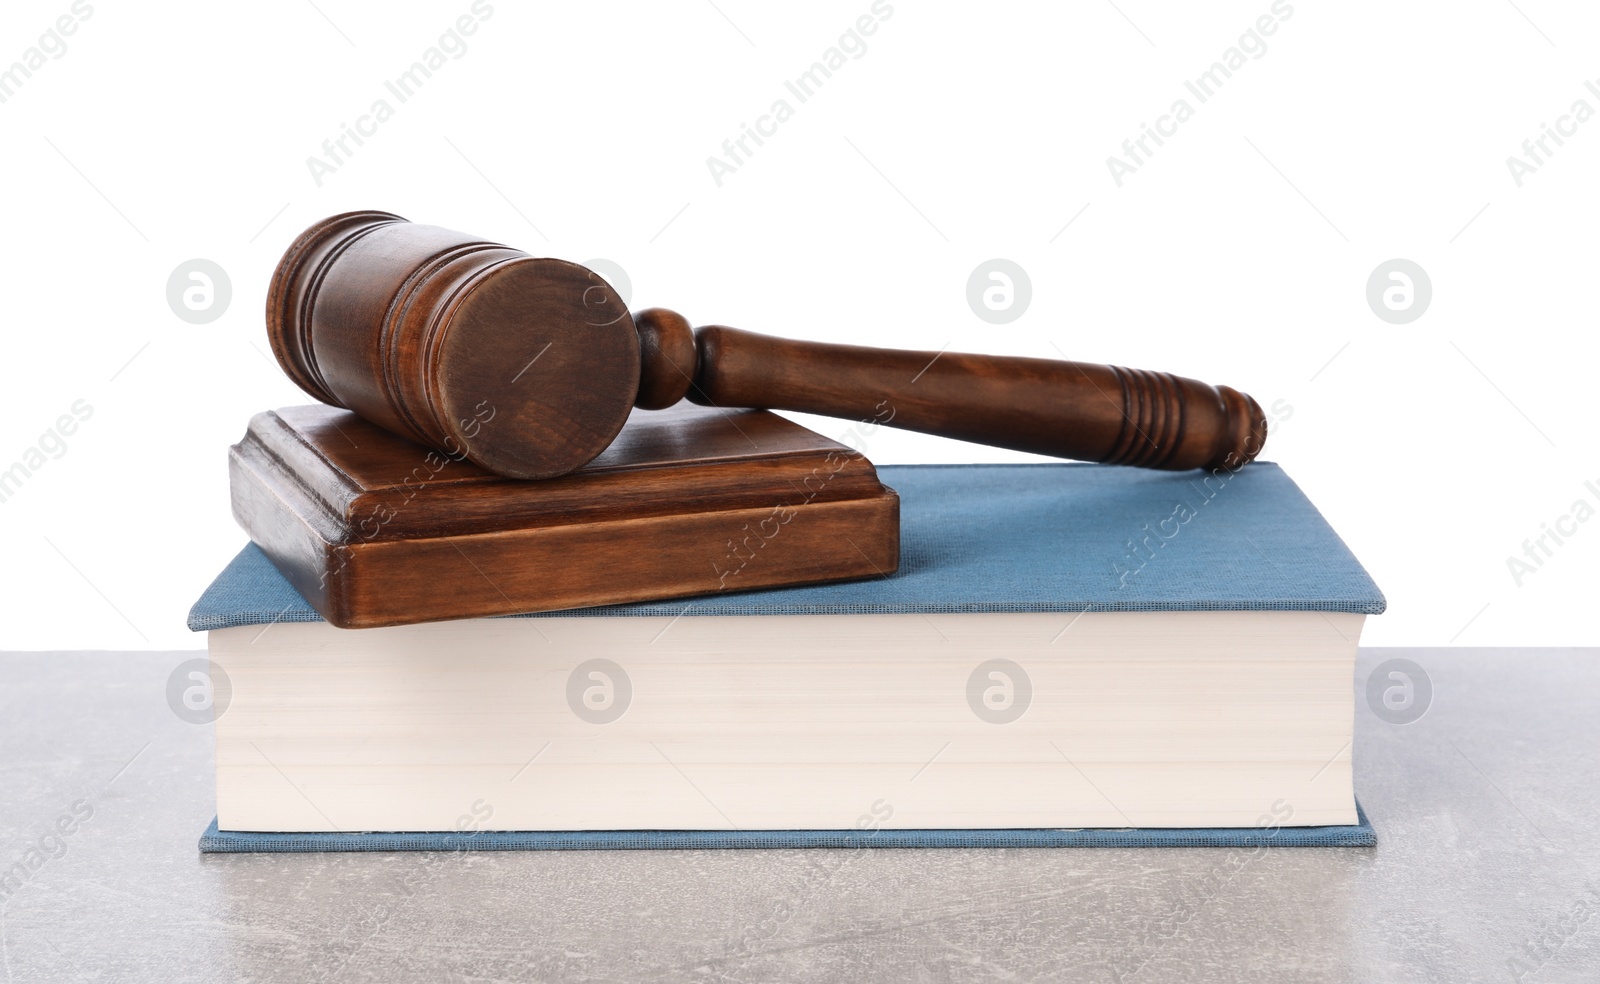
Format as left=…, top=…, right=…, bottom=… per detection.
left=267, top=211, right=1268, bottom=480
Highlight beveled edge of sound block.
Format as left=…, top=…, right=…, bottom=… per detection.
left=229, top=404, right=900, bottom=628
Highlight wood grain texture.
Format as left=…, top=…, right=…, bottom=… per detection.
left=267, top=211, right=640, bottom=480
left=690, top=327, right=1267, bottom=472
left=230, top=403, right=899, bottom=628
left=269, top=211, right=1266, bottom=480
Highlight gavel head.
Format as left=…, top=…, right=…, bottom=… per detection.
left=267, top=211, right=675, bottom=479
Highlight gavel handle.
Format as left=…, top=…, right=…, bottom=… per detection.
left=684, top=325, right=1266, bottom=472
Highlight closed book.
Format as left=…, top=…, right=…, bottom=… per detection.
left=189, top=462, right=1383, bottom=847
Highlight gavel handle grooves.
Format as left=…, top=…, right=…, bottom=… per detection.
left=670, top=324, right=1266, bottom=472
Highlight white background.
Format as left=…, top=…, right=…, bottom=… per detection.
left=0, top=0, right=1595, bottom=650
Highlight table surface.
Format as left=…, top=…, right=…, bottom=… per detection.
left=1, top=647, right=1595, bottom=983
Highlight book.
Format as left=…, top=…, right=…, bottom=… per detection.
left=189, top=462, right=1384, bottom=842
left=199, top=805, right=1375, bottom=852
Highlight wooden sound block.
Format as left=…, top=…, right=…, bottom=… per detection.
left=230, top=404, right=899, bottom=629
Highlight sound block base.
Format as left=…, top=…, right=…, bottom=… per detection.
left=230, top=404, right=899, bottom=628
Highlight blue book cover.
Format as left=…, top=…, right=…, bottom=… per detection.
left=200, top=804, right=1374, bottom=852
left=190, top=462, right=1385, bottom=630
left=191, top=462, right=1381, bottom=851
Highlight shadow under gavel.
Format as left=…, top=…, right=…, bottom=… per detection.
left=268, top=211, right=1267, bottom=480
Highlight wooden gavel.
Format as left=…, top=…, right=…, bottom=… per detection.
left=267, top=211, right=1267, bottom=479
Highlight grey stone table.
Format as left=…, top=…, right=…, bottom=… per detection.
left=1, top=648, right=1595, bottom=983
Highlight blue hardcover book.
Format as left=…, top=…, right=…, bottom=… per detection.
left=191, top=462, right=1382, bottom=851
